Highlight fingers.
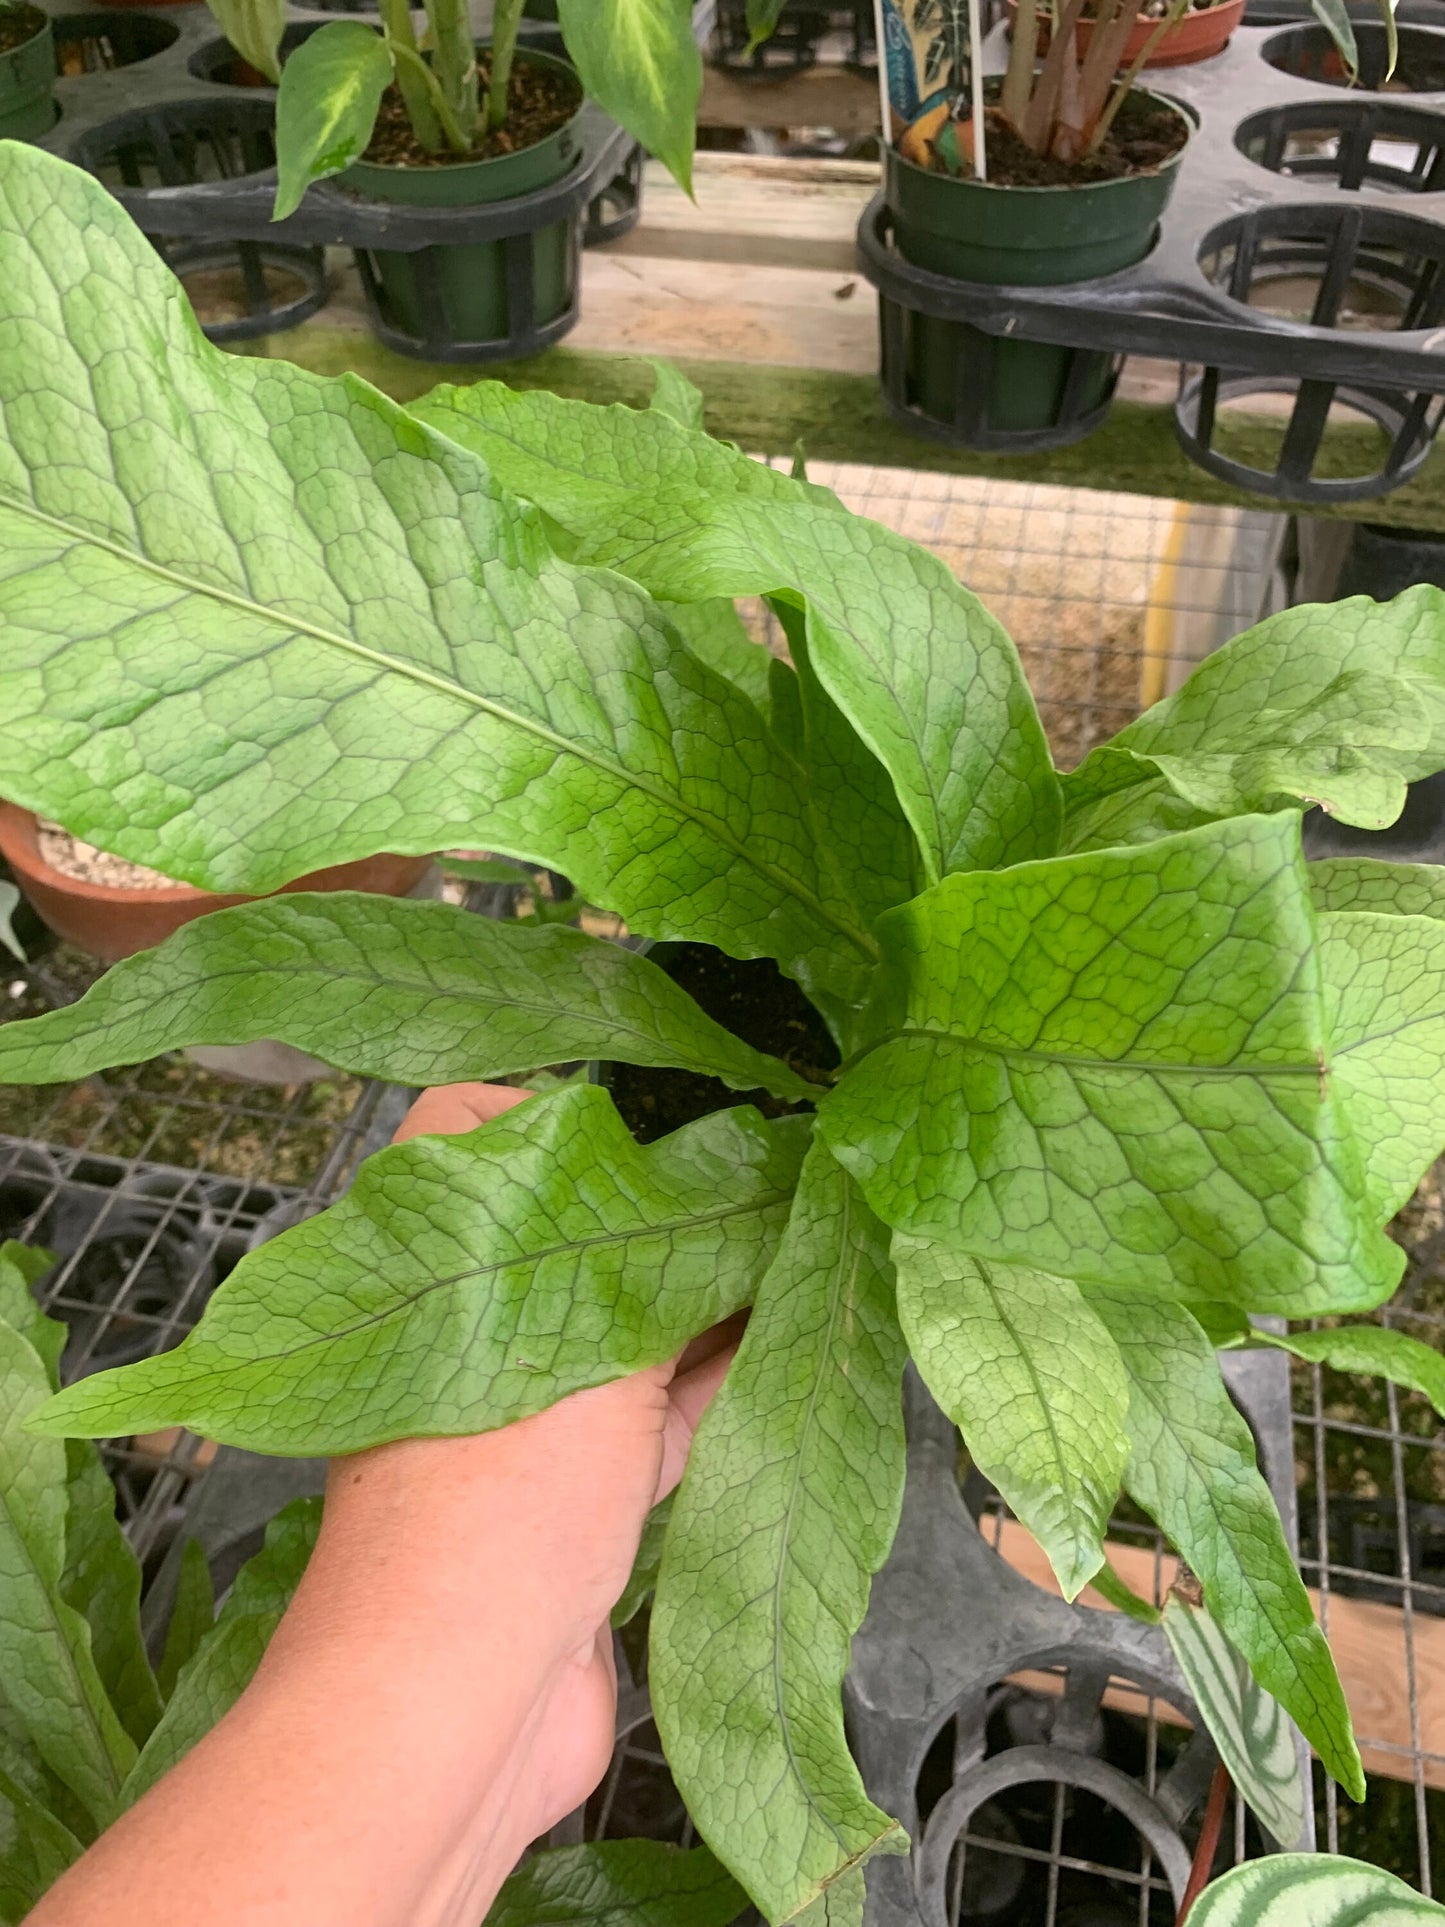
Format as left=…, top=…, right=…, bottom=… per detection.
left=654, top=1338, right=739, bottom=1502
left=673, top=1309, right=748, bottom=1379
left=392, top=1082, right=534, bottom=1145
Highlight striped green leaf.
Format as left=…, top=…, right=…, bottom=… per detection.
left=1190, top=1855, right=1445, bottom=1925
left=1162, top=1598, right=1308, bottom=1849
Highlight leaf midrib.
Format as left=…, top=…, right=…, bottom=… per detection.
left=0, top=492, right=877, bottom=963
left=7, top=956, right=794, bottom=1087
left=146, top=1188, right=797, bottom=1380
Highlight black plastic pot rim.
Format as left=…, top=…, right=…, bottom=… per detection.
left=857, top=194, right=1445, bottom=387
left=886, top=88, right=1195, bottom=202
left=1, top=7, right=52, bottom=56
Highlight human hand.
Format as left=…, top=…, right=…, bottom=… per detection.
left=301, top=1083, right=740, bottom=1849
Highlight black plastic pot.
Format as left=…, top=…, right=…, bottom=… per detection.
left=69, top=93, right=329, bottom=341
left=0, top=3, right=55, bottom=141
left=342, top=46, right=585, bottom=360
left=878, top=95, right=1191, bottom=450
left=41, top=0, right=642, bottom=356
left=859, top=16, right=1445, bottom=499
left=1336, top=518, right=1445, bottom=595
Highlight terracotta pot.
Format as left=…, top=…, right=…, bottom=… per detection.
left=1008, top=0, right=1243, bottom=67
left=0, top=806, right=432, bottom=964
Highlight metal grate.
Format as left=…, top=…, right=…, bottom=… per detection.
left=0, top=943, right=404, bottom=1570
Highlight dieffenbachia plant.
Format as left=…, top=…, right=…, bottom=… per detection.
left=3, top=142, right=1445, bottom=1919
left=254, top=0, right=703, bottom=220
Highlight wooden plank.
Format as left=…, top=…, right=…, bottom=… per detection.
left=239, top=328, right=1445, bottom=532
left=996, top=1519, right=1445, bottom=1789
left=698, top=61, right=881, bottom=133
left=610, top=153, right=874, bottom=272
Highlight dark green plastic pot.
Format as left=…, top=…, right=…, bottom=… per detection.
left=0, top=7, right=55, bottom=143
left=340, top=45, right=582, bottom=349
left=886, top=95, right=1190, bottom=436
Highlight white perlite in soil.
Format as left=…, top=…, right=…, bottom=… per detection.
left=36, top=821, right=186, bottom=892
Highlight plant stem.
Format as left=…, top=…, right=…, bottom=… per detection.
left=1018, top=0, right=1087, bottom=152
left=1001, top=0, right=1039, bottom=129
left=393, top=40, right=471, bottom=151
left=1175, top=1761, right=1231, bottom=1924
left=378, top=0, right=444, bottom=151
left=1086, top=0, right=1189, bottom=152
left=426, top=0, right=477, bottom=145
left=1075, top=0, right=1139, bottom=142
left=486, top=0, right=526, bottom=134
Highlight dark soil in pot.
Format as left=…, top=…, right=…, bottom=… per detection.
left=360, top=50, right=580, bottom=167
left=341, top=44, right=584, bottom=354
left=965, top=92, right=1188, bottom=188
left=0, top=4, right=45, bottom=55
left=604, top=944, right=839, bottom=1144
left=887, top=86, right=1191, bottom=441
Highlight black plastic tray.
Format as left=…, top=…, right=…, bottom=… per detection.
left=34, top=0, right=639, bottom=355
left=858, top=19, right=1445, bottom=499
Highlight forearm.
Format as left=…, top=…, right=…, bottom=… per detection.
left=28, top=1437, right=588, bottom=1927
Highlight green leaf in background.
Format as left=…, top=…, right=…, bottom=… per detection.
left=156, top=1541, right=216, bottom=1705
left=0, top=1316, right=135, bottom=1828
left=821, top=814, right=1395, bottom=1314
left=0, top=1757, right=82, bottom=1926
left=202, top=0, right=285, bottom=81
left=1261, top=1322, right=1445, bottom=1418
left=744, top=0, right=789, bottom=51
left=0, top=1252, right=163, bottom=1749
left=647, top=360, right=706, bottom=433
left=894, top=1245, right=1128, bottom=1600
left=1161, top=1598, right=1308, bottom=1849
left=0, top=883, right=24, bottom=966
left=272, top=21, right=392, bottom=220
left=122, top=1501, right=320, bottom=1807
left=0, top=151, right=869, bottom=1019
left=1321, top=910, right=1445, bottom=1216
left=556, top=0, right=701, bottom=192
left=485, top=1840, right=747, bottom=1927
left=1086, top=1285, right=1363, bottom=1800
left=1061, top=588, right=1445, bottom=851
left=1189, top=1854, right=1445, bottom=1925
left=0, top=895, right=817, bottom=1101
left=652, top=1141, right=908, bottom=1924
left=0, top=1245, right=58, bottom=1384
left=411, top=377, right=1061, bottom=892
left=1310, top=857, right=1445, bottom=919
left=59, top=1444, right=161, bottom=1751
left=611, top=1494, right=672, bottom=1629
left=34, top=1090, right=810, bottom=1455
left=1307, top=0, right=1360, bottom=77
